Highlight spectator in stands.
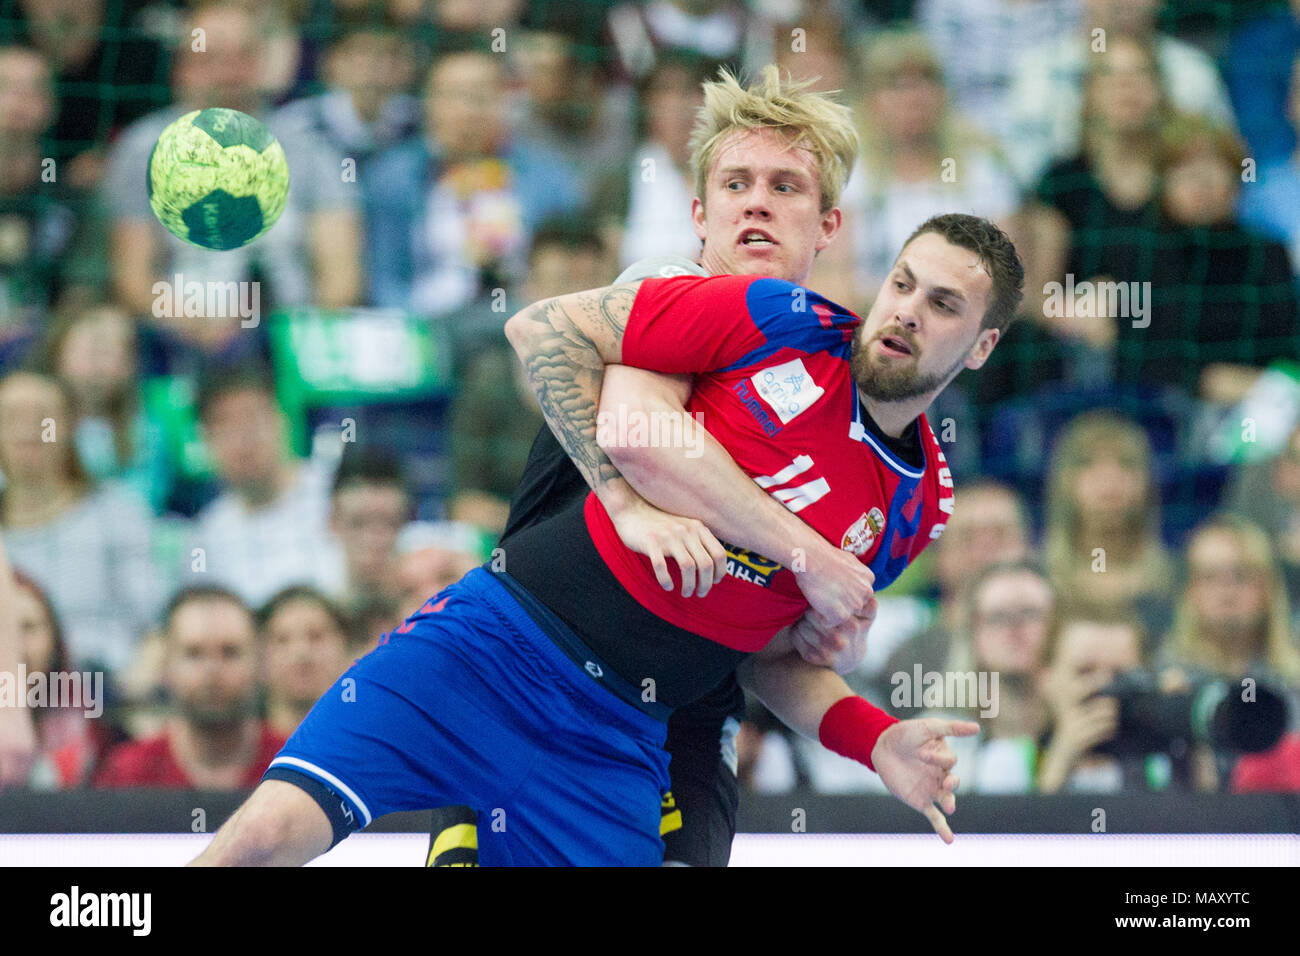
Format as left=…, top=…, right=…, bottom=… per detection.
left=809, top=28, right=1019, bottom=315
left=917, top=0, right=1082, bottom=148
left=349, top=593, right=403, bottom=655
left=1026, top=34, right=1168, bottom=356
left=1224, top=0, right=1300, bottom=169
left=1226, top=422, right=1300, bottom=617
left=875, top=480, right=1032, bottom=700
left=1163, top=514, right=1300, bottom=793
left=328, top=447, right=412, bottom=614
left=274, top=24, right=420, bottom=172
left=0, top=0, right=166, bottom=189
left=1036, top=609, right=1159, bottom=792
left=1239, top=51, right=1300, bottom=276
left=1128, top=116, right=1300, bottom=404
left=1042, top=410, right=1174, bottom=640
left=619, top=52, right=718, bottom=267
left=510, top=22, right=635, bottom=228
left=930, top=561, right=1057, bottom=793
left=43, top=303, right=171, bottom=513
left=186, top=365, right=341, bottom=608
left=224, top=0, right=311, bottom=104
left=365, top=44, right=581, bottom=321
left=0, top=45, right=103, bottom=339
left=258, top=586, right=356, bottom=739
left=1006, top=0, right=1235, bottom=188
left=1231, top=731, right=1300, bottom=793
left=103, top=1, right=361, bottom=360
left=12, top=570, right=102, bottom=789
left=94, top=586, right=285, bottom=788
left=1163, top=514, right=1300, bottom=690
left=605, top=0, right=759, bottom=83
left=447, top=221, right=608, bottom=533
left=0, top=371, right=162, bottom=674
left=427, top=0, right=526, bottom=45
left=767, top=2, right=852, bottom=96
left=395, top=521, right=483, bottom=614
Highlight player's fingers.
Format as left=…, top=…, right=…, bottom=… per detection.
left=648, top=544, right=673, bottom=592
left=922, top=804, right=955, bottom=845
left=939, top=775, right=959, bottom=814
left=930, top=719, right=981, bottom=738
left=684, top=533, right=715, bottom=598
left=919, top=748, right=958, bottom=772
left=671, top=540, right=698, bottom=598
left=791, top=623, right=831, bottom=667
left=857, top=596, right=879, bottom=623
left=704, top=533, right=728, bottom=586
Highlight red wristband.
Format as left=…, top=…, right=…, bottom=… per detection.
left=818, top=696, right=899, bottom=773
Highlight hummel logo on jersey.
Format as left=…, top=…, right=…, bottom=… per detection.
left=585, top=661, right=603, bottom=678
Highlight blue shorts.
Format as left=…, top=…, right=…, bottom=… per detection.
left=264, top=568, right=672, bottom=866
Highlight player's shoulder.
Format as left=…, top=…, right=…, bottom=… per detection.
left=916, top=413, right=951, bottom=470
left=710, top=275, right=856, bottom=340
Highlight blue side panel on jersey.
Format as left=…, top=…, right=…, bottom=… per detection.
left=717, top=277, right=857, bottom=373
left=867, top=474, right=926, bottom=590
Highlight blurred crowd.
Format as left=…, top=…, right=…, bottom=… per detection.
left=0, top=0, right=1299, bottom=797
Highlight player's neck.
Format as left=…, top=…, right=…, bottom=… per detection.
left=859, top=390, right=927, bottom=439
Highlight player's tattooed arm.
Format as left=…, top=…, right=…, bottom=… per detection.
left=505, top=283, right=638, bottom=500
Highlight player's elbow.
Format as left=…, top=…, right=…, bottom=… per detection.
left=504, top=300, right=546, bottom=355
left=596, top=385, right=668, bottom=476
left=596, top=415, right=645, bottom=471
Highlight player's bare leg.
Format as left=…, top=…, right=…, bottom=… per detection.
left=190, top=780, right=333, bottom=866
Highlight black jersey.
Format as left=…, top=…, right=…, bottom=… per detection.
left=430, top=426, right=744, bottom=867
left=497, top=429, right=747, bottom=709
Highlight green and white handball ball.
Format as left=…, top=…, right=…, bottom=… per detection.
left=147, top=107, right=290, bottom=251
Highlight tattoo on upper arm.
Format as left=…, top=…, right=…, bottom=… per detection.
left=515, top=289, right=637, bottom=493
left=596, top=285, right=636, bottom=340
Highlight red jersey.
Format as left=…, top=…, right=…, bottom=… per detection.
left=586, top=274, right=954, bottom=651
left=1230, top=732, right=1300, bottom=793
left=92, top=724, right=287, bottom=789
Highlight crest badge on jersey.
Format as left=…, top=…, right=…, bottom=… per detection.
left=841, top=507, right=885, bottom=555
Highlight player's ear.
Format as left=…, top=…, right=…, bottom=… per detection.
left=815, top=206, right=842, bottom=252
left=964, top=326, right=999, bottom=370
left=690, top=197, right=707, bottom=243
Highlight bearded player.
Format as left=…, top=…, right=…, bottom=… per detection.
left=194, top=68, right=1022, bottom=866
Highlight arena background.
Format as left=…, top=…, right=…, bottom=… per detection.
left=0, top=0, right=1298, bottom=865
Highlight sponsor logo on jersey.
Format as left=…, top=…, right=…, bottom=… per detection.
left=750, top=357, right=825, bottom=424
left=841, top=507, right=885, bottom=555
left=723, top=543, right=782, bottom=587
left=732, top=379, right=782, bottom=436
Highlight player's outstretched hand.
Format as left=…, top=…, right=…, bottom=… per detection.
left=608, top=496, right=729, bottom=598
left=871, top=718, right=979, bottom=844
left=789, top=602, right=877, bottom=674
left=794, top=545, right=876, bottom=626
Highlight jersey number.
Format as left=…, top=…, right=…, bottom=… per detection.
left=754, top=454, right=830, bottom=514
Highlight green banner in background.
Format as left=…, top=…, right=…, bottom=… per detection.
left=268, top=307, right=455, bottom=455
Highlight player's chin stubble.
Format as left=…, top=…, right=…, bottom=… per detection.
left=850, top=336, right=964, bottom=403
